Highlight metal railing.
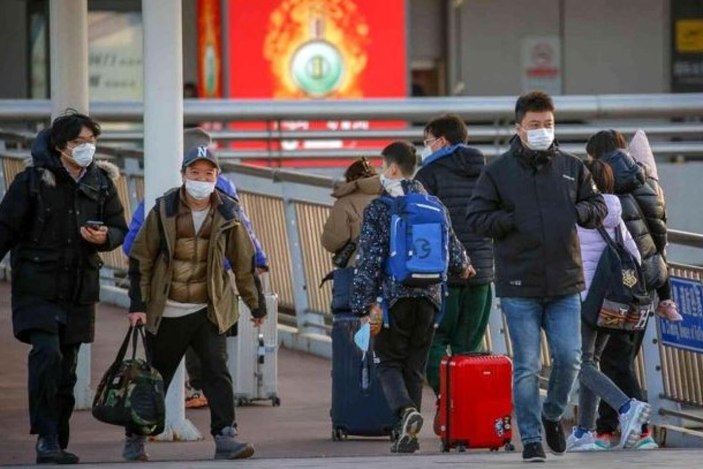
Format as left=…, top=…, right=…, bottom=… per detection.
left=1, top=93, right=702, bottom=160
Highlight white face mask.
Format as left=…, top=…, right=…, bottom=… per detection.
left=420, top=145, right=433, bottom=161
left=525, top=127, right=555, bottom=151
left=380, top=174, right=404, bottom=197
left=69, top=143, right=96, bottom=167
left=185, top=179, right=216, bottom=200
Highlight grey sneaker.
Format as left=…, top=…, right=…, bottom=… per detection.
left=123, top=434, right=149, bottom=462
left=391, top=407, right=423, bottom=453
left=618, top=399, right=651, bottom=449
left=214, top=426, right=255, bottom=460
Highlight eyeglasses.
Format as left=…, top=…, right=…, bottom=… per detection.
left=423, top=137, right=439, bottom=147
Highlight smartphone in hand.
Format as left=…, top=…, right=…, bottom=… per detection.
left=84, top=220, right=105, bottom=230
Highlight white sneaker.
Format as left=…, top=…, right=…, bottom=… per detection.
left=566, top=427, right=600, bottom=452
left=618, top=400, right=651, bottom=449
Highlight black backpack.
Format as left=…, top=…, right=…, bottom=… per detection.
left=581, top=226, right=652, bottom=332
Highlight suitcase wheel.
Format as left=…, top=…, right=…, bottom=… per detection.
left=504, top=442, right=516, bottom=452
left=439, top=441, right=449, bottom=453
left=271, top=396, right=281, bottom=407
left=457, top=444, right=467, bottom=453
left=332, top=428, right=347, bottom=441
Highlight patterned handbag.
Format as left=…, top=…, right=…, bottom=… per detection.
left=92, top=324, right=165, bottom=436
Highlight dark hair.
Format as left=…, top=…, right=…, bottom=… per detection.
left=382, top=141, right=417, bottom=177
left=584, top=159, right=614, bottom=193
left=585, top=129, right=628, bottom=159
left=515, top=91, right=555, bottom=124
left=424, top=114, right=468, bottom=145
left=344, top=157, right=376, bottom=182
left=184, top=82, right=198, bottom=98
left=50, top=109, right=101, bottom=151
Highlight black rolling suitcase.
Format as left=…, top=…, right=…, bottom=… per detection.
left=330, top=314, right=397, bottom=440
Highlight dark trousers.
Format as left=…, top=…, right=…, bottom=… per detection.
left=596, top=329, right=646, bottom=433
left=147, top=309, right=234, bottom=436
left=185, top=347, right=203, bottom=390
left=374, top=298, right=436, bottom=416
left=28, top=328, right=80, bottom=449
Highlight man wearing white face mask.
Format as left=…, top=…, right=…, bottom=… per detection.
left=126, top=145, right=265, bottom=461
left=467, top=91, right=607, bottom=462
left=0, top=110, right=128, bottom=464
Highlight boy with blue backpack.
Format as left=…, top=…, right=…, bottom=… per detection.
left=351, top=141, right=471, bottom=453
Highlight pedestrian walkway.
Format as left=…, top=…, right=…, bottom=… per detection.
left=0, top=280, right=700, bottom=467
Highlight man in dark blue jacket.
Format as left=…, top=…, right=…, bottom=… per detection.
left=415, top=115, right=490, bottom=407
left=467, top=91, right=607, bottom=462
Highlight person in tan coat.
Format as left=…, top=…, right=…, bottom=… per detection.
left=125, top=145, right=264, bottom=461
left=322, top=157, right=382, bottom=268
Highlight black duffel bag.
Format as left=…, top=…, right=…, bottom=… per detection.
left=92, top=324, right=165, bottom=436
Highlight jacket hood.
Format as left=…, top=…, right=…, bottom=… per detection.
left=30, top=128, right=62, bottom=169
left=602, top=194, right=623, bottom=229
left=27, top=129, right=121, bottom=187
left=331, top=175, right=382, bottom=198
left=422, top=144, right=484, bottom=176
left=601, top=150, right=645, bottom=194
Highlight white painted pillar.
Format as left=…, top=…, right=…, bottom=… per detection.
left=49, top=0, right=93, bottom=410
left=142, top=0, right=200, bottom=442
left=49, top=0, right=89, bottom=118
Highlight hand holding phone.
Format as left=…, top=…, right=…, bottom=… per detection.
left=84, top=220, right=104, bottom=230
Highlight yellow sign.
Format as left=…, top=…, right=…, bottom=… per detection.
left=676, top=20, right=703, bottom=53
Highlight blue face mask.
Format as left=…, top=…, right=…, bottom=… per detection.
left=354, top=322, right=371, bottom=354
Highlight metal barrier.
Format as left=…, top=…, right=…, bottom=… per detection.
left=1, top=93, right=702, bottom=160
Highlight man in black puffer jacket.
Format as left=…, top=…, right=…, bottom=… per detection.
left=466, top=91, right=607, bottom=462
left=414, top=115, right=490, bottom=402
left=0, top=110, right=128, bottom=464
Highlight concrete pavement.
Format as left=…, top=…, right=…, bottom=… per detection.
left=1, top=280, right=701, bottom=467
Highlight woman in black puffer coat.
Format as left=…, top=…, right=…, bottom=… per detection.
left=586, top=130, right=680, bottom=447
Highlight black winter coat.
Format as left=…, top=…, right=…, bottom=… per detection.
left=466, top=136, right=607, bottom=298
left=415, top=145, right=494, bottom=286
left=0, top=129, right=128, bottom=344
left=601, top=150, right=668, bottom=291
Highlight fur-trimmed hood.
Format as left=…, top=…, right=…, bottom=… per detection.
left=28, top=128, right=120, bottom=187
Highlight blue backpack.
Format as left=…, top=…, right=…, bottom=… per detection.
left=380, top=193, right=449, bottom=286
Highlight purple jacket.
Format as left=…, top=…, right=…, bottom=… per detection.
left=577, top=194, right=641, bottom=299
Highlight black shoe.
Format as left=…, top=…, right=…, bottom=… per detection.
left=541, top=415, right=566, bottom=455
left=522, top=442, right=546, bottom=462
left=390, top=407, right=423, bottom=453
left=36, top=435, right=79, bottom=464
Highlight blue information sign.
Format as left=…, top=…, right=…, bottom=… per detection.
left=659, top=277, right=703, bottom=353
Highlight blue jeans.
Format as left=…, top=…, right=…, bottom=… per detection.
left=501, top=295, right=582, bottom=445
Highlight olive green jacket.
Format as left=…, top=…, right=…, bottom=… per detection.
left=128, top=187, right=261, bottom=334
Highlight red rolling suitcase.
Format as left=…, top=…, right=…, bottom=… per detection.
left=439, top=354, right=515, bottom=452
